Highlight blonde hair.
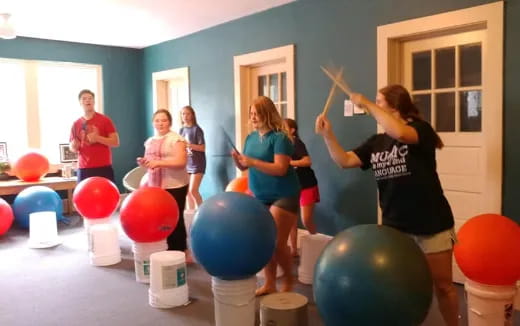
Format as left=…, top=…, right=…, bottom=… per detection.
left=180, top=105, right=198, bottom=127
left=250, top=96, right=290, bottom=138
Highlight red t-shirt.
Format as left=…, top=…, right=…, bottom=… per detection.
left=70, top=112, right=117, bottom=168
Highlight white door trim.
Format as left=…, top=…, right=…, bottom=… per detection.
left=152, top=67, right=190, bottom=112
left=233, top=44, right=295, bottom=158
left=376, top=2, right=504, bottom=224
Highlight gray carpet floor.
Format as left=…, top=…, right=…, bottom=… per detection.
left=1, top=214, right=518, bottom=326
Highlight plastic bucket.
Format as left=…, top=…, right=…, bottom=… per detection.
left=148, top=250, right=189, bottom=308
left=88, top=223, right=121, bottom=266
left=211, top=276, right=256, bottom=326
left=28, top=211, right=61, bottom=248
left=465, top=279, right=517, bottom=326
left=298, top=233, right=332, bottom=284
left=260, top=292, right=309, bottom=326
left=83, top=217, right=111, bottom=232
left=132, top=240, right=168, bottom=283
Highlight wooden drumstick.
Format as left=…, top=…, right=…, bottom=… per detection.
left=322, top=67, right=343, bottom=115
left=320, top=65, right=354, bottom=97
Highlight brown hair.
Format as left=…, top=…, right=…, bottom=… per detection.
left=180, top=106, right=198, bottom=126
left=153, top=109, right=172, bottom=125
left=250, top=96, right=289, bottom=137
left=78, top=89, right=95, bottom=100
left=284, top=118, right=299, bottom=138
left=379, top=84, right=444, bottom=149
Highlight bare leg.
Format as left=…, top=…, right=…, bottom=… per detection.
left=187, top=173, right=203, bottom=210
left=256, top=206, right=297, bottom=295
left=289, top=219, right=298, bottom=256
left=301, top=203, right=317, bottom=234
left=426, top=250, right=459, bottom=326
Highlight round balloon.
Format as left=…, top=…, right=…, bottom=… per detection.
left=12, top=186, right=64, bottom=228
left=13, top=152, right=50, bottom=182
left=454, top=213, right=520, bottom=285
left=0, top=198, right=14, bottom=235
left=73, top=177, right=120, bottom=219
left=190, top=192, right=276, bottom=280
left=120, top=187, right=179, bottom=242
left=314, top=224, right=433, bottom=326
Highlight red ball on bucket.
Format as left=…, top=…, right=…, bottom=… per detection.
left=14, top=152, right=50, bottom=182
left=0, top=198, right=14, bottom=236
left=120, top=187, right=179, bottom=242
left=454, top=213, right=520, bottom=285
left=73, top=177, right=120, bottom=219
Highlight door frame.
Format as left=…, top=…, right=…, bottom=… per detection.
left=376, top=1, right=504, bottom=223
left=233, top=44, right=295, bottom=155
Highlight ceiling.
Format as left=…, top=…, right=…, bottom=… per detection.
left=1, top=0, right=296, bottom=49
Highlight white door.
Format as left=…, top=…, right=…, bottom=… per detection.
left=402, top=29, right=501, bottom=283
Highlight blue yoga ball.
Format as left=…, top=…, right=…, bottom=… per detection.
left=190, top=192, right=277, bottom=280
left=314, top=224, right=433, bottom=326
left=13, top=186, right=64, bottom=228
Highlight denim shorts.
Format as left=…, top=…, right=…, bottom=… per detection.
left=408, top=228, right=457, bottom=254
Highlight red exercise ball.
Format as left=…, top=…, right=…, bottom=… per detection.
left=120, top=187, right=179, bottom=242
left=14, top=152, right=50, bottom=182
left=454, top=213, right=520, bottom=285
left=0, top=198, right=14, bottom=236
left=225, top=176, right=252, bottom=195
left=73, top=177, right=120, bottom=219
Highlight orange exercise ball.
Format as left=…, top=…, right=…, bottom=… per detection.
left=120, top=187, right=179, bottom=242
left=225, top=176, right=252, bottom=195
left=14, top=152, right=50, bottom=182
left=0, top=198, right=14, bottom=236
left=454, top=213, right=520, bottom=285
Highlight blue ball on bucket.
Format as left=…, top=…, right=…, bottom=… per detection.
left=190, top=192, right=276, bottom=280
left=314, top=224, right=433, bottom=326
left=13, top=186, right=64, bottom=228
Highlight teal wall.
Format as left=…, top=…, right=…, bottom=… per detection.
left=144, top=0, right=520, bottom=233
left=0, top=37, right=145, bottom=189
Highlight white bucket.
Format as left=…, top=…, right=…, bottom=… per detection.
left=260, top=292, right=309, bottom=326
left=148, top=250, right=189, bottom=308
left=28, top=211, right=61, bottom=248
left=298, top=233, right=333, bottom=284
left=83, top=217, right=111, bottom=232
left=88, top=223, right=121, bottom=266
left=465, top=279, right=517, bottom=326
left=212, top=276, right=257, bottom=326
left=132, top=240, right=168, bottom=283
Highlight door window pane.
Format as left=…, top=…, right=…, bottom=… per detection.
left=280, top=103, right=287, bottom=119
left=435, top=92, right=455, bottom=132
left=460, top=90, right=482, bottom=132
left=460, top=44, right=482, bottom=86
left=258, top=75, right=267, bottom=97
left=435, top=47, right=455, bottom=89
left=413, top=94, right=431, bottom=124
left=281, top=72, right=287, bottom=101
left=269, top=74, right=278, bottom=102
left=412, top=51, right=431, bottom=90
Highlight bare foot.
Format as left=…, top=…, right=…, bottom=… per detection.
left=255, top=285, right=277, bottom=296
left=280, top=274, right=294, bottom=292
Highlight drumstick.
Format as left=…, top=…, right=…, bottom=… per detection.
left=220, top=125, right=240, bottom=155
left=322, top=67, right=343, bottom=116
left=320, top=66, right=354, bottom=97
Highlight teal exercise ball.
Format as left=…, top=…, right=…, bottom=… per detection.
left=314, top=224, right=433, bottom=326
left=13, top=186, right=64, bottom=228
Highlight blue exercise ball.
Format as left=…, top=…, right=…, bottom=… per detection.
left=13, top=186, right=64, bottom=228
left=314, top=224, right=433, bottom=326
left=190, top=192, right=277, bottom=280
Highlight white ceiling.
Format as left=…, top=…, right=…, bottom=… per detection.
left=1, top=0, right=296, bottom=49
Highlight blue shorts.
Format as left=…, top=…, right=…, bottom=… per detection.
left=77, top=165, right=115, bottom=183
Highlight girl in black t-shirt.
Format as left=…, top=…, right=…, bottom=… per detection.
left=284, top=119, right=320, bottom=257
left=315, top=84, right=458, bottom=326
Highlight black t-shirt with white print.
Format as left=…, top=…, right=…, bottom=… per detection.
left=353, top=119, right=454, bottom=235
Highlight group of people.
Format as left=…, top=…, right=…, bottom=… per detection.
left=69, top=90, right=206, bottom=260
left=70, top=82, right=458, bottom=325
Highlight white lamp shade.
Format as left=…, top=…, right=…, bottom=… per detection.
left=0, top=13, right=16, bottom=40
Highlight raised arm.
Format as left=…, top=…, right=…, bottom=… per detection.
left=315, top=114, right=362, bottom=169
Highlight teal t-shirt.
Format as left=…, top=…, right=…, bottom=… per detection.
left=243, top=130, right=300, bottom=204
